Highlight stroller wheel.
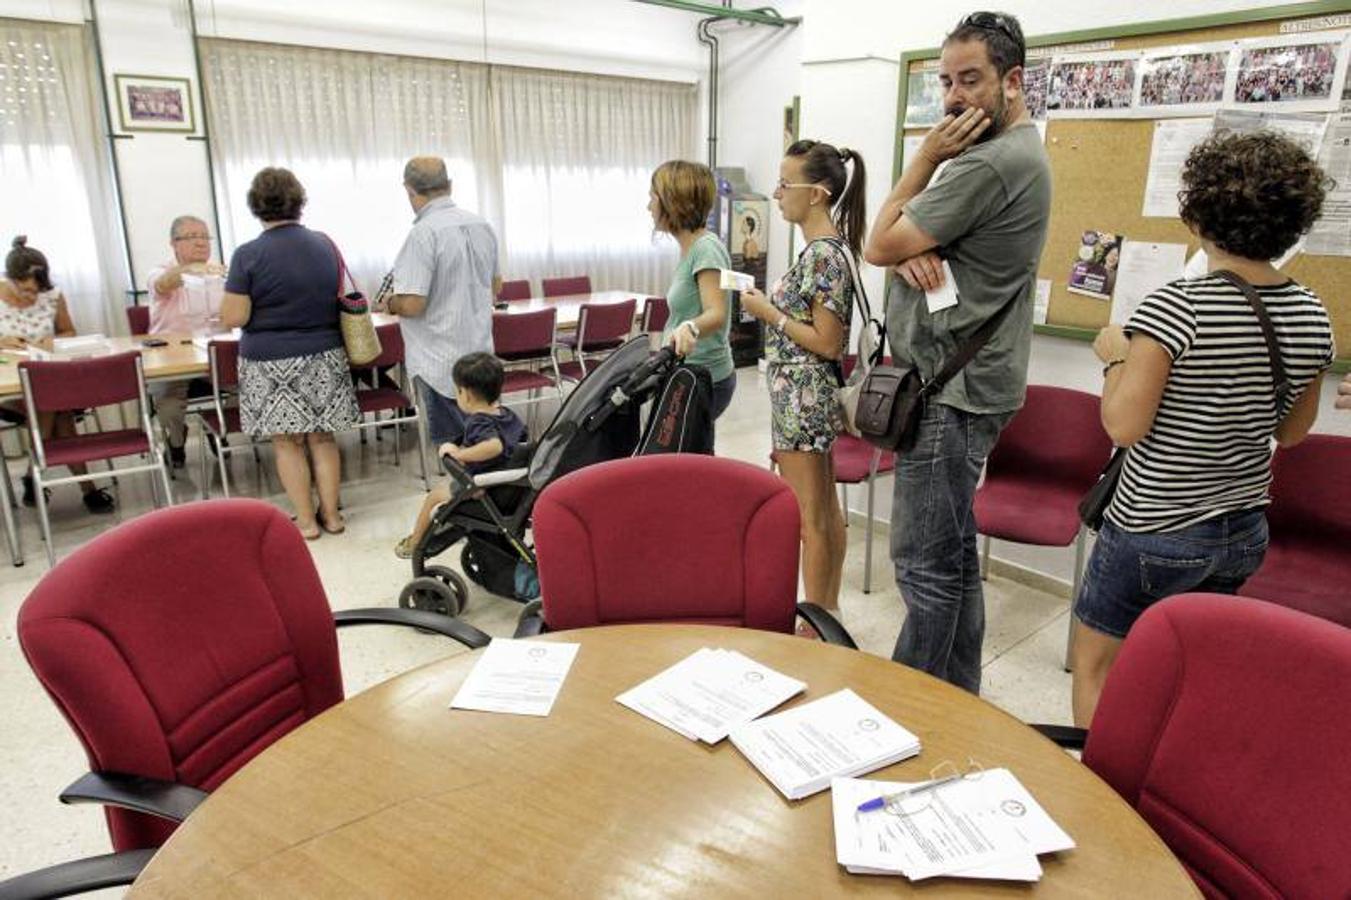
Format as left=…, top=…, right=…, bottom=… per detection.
left=398, top=575, right=466, bottom=618
left=422, top=564, right=464, bottom=593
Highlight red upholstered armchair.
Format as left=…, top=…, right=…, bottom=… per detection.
left=4, top=500, right=489, bottom=897
left=1036, top=594, right=1351, bottom=898
left=515, top=455, right=854, bottom=646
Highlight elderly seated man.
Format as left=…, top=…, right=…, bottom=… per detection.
left=146, top=215, right=226, bottom=467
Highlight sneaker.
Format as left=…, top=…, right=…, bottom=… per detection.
left=394, top=535, right=416, bottom=559
left=169, top=445, right=186, bottom=468
left=82, top=488, right=116, bottom=515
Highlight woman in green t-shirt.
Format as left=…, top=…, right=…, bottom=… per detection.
left=648, top=160, right=737, bottom=423
left=739, top=140, right=867, bottom=614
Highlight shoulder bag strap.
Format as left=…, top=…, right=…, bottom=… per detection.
left=923, top=281, right=1025, bottom=395
left=816, top=236, right=885, bottom=364
left=1211, top=269, right=1291, bottom=405
left=318, top=232, right=354, bottom=298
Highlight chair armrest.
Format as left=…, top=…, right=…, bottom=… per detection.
left=333, top=607, right=492, bottom=649
left=513, top=600, right=546, bottom=638
left=0, top=848, right=156, bottom=900
left=59, top=772, right=206, bottom=822
left=796, top=602, right=858, bottom=649
left=1031, top=723, right=1087, bottom=749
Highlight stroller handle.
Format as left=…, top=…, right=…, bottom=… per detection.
left=584, top=347, right=679, bottom=432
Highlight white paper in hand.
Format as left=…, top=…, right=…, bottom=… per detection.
left=924, top=261, right=959, bottom=314
left=449, top=639, right=579, bottom=717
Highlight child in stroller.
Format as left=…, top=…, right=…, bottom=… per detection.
left=397, top=335, right=714, bottom=618
left=394, top=352, right=526, bottom=560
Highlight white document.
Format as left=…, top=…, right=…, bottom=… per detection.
left=1110, top=241, right=1187, bottom=324
left=1307, top=111, right=1351, bottom=256
left=449, top=639, right=579, bottom=717
left=718, top=269, right=755, bottom=292
left=616, top=648, right=806, bottom=744
left=1033, top=279, right=1051, bottom=325
left=1142, top=118, right=1213, bottom=217
left=728, top=688, right=921, bottom=800
left=1212, top=108, right=1330, bottom=159
left=833, top=770, right=1074, bottom=882
left=925, top=261, right=959, bottom=314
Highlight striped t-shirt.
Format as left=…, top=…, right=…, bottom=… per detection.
left=1108, top=274, right=1334, bottom=533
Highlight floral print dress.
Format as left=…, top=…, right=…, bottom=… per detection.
left=765, top=239, right=854, bottom=453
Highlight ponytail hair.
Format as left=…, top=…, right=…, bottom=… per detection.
left=5, top=236, right=53, bottom=291
left=785, top=139, right=868, bottom=258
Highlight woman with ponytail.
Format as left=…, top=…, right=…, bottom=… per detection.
left=740, top=140, right=867, bottom=615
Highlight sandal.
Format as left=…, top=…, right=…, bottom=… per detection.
left=319, top=514, right=345, bottom=535
left=394, top=535, right=416, bottom=559
left=82, top=488, right=116, bottom=515
left=296, top=520, right=321, bottom=541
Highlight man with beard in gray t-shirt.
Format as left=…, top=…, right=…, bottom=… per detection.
left=864, top=11, right=1051, bottom=695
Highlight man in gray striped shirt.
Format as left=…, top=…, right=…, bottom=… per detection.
left=383, top=156, right=500, bottom=445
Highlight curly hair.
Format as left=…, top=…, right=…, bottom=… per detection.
left=1178, top=131, right=1330, bottom=261
left=246, top=167, right=307, bottom=222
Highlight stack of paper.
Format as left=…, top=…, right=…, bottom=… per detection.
left=448, top=638, right=579, bottom=717
left=832, top=769, right=1075, bottom=882
left=728, top=688, right=921, bottom=800
left=616, top=648, right=806, bottom=744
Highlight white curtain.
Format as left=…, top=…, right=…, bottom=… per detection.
left=492, top=66, right=695, bottom=294
left=0, top=18, right=127, bottom=334
left=200, top=39, right=696, bottom=297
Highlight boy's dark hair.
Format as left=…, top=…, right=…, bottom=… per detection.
left=1179, top=131, right=1330, bottom=261
left=944, top=11, right=1026, bottom=76
left=453, top=352, right=505, bottom=404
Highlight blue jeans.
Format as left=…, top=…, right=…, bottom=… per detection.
left=1074, top=508, right=1268, bottom=639
left=709, top=373, right=737, bottom=421
left=415, top=377, right=465, bottom=447
left=890, top=402, right=1013, bottom=694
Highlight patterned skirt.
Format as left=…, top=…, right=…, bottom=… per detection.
left=239, top=346, right=360, bottom=436
left=768, top=362, right=843, bottom=454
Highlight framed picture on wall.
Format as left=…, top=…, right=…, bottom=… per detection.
left=114, top=74, right=194, bottom=133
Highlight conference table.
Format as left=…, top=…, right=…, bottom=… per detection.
left=128, top=625, right=1199, bottom=898
left=0, top=293, right=642, bottom=565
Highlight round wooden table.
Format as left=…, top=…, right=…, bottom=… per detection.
left=129, top=625, right=1199, bottom=898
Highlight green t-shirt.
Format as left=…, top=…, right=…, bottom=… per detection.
left=886, top=122, right=1052, bottom=415
left=662, top=232, right=734, bottom=383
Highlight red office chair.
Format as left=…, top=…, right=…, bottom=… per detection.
left=515, top=455, right=854, bottom=645
left=542, top=275, right=591, bottom=298
left=496, top=279, right=533, bottom=302
left=556, top=298, right=637, bottom=382
left=973, top=385, right=1112, bottom=667
left=349, top=323, right=430, bottom=490
left=1239, top=434, right=1351, bottom=627
left=640, top=296, right=669, bottom=334
left=124, top=305, right=150, bottom=336
left=1037, top=594, right=1351, bottom=899
left=493, top=308, right=562, bottom=429
left=3, top=500, right=489, bottom=896
left=19, top=352, right=173, bottom=566
left=194, top=339, right=264, bottom=499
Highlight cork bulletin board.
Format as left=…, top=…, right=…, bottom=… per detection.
left=893, top=1, right=1351, bottom=370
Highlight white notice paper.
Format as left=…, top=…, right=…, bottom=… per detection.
left=449, top=639, right=579, bottom=717
left=728, top=688, right=921, bottom=800
left=1110, top=241, right=1188, bottom=324
left=832, top=770, right=1075, bottom=882
left=616, top=648, right=806, bottom=744
left=1142, top=119, right=1213, bottom=218
left=925, top=260, right=959, bottom=314
left=1307, top=110, right=1351, bottom=256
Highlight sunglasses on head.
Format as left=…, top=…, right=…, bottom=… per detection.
left=960, top=11, right=1017, bottom=43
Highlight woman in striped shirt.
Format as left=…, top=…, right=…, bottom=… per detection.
left=1071, top=131, right=1336, bottom=727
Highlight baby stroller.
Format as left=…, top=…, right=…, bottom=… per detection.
left=397, top=335, right=713, bottom=617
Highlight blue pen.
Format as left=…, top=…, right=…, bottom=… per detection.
left=856, top=773, right=963, bottom=813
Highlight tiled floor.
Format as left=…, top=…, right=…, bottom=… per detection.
left=0, top=366, right=1073, bottom=883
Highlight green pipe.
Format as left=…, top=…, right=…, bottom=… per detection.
left=632, top=0, right=801, bottom=27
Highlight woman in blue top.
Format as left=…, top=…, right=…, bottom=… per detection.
left=221, top=167, right=359, bottom=540
left=739, top=140, right=867, bottom=614
left=648, top=160, right=736, bottom=425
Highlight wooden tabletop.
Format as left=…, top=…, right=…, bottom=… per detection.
left=0, top=295, right=647, bottom=400
left=129, top=625, right=1197, bottom=899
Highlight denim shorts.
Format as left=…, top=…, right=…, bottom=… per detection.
left=1073, top=508, right=1269, bottom=640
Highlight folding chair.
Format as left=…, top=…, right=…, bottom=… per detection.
left=194, top=339, right=261, bottom=499
left=497, top=279, right=532, bottom=302
left=556, top=299, right=638, bottom=382
left=542, top=275, right=592, bottom=298
left=350, top=323, right=430, bottom=491
left=494, top=307, right=563, bottom=431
